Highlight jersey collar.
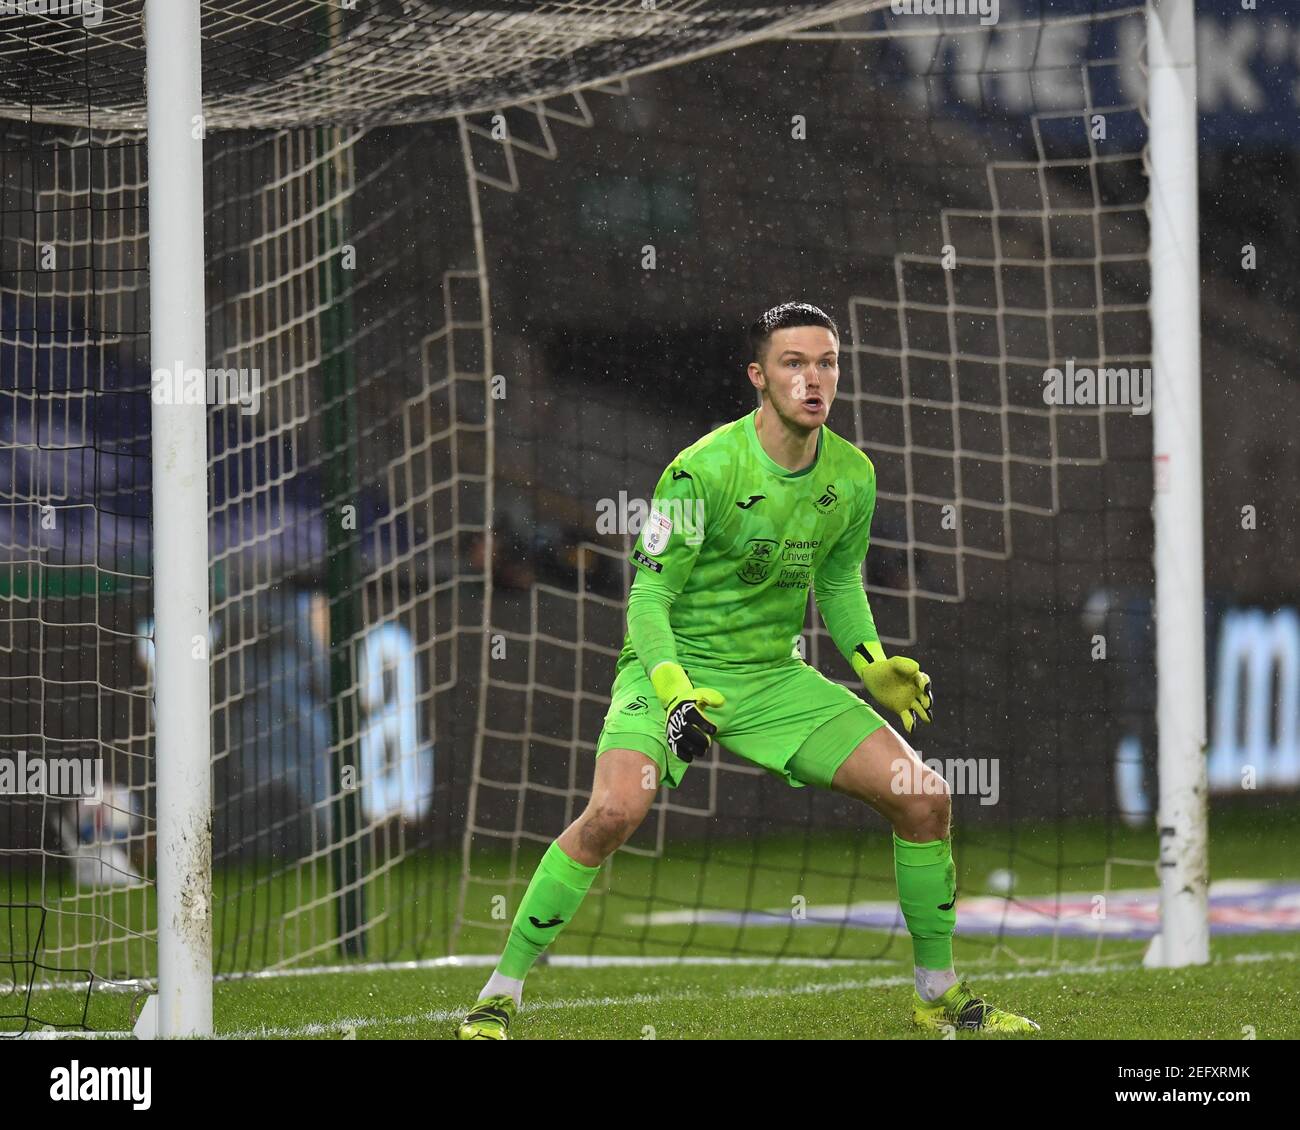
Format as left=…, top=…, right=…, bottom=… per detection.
left=745, top=408, right=823, bottom=479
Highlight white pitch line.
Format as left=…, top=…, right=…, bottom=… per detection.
left=23, top=942, right=1299, bottom=995
left=218, top=948, right=1300, bottom=1040
left=19, top=954, right=903, bottom=994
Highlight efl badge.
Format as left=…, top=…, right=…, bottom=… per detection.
left=643, top=508, right=673, bottom=555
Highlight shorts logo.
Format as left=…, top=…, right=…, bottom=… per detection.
left=642, top=508, right=673, bottom=555
left=736, top=538, right=778, bottom=585
left=621, top=695, right=649, bottom=714
left=632, top=548, right=663, bottom=573
left=813, top=483, right=839, bottom=514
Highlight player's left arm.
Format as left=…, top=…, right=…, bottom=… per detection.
left=812, top=456, right=933, bottom=733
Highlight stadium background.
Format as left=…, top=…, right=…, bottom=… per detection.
left=0, top=0, right=1297, bottom=1006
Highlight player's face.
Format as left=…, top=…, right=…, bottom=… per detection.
left=751, top=326, right=839, bottom=430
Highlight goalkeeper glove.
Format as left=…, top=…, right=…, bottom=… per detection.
left=851, top=641, right=933, bottom=734
left=649, top=661, right=724, bottom=762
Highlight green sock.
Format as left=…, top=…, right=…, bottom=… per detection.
left=497, top=841, right=601, bottom=980
left=893, top=832, right=957, bottom=971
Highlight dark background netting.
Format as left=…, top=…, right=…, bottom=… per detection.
left=2, top=3, right=1297, bottom=1030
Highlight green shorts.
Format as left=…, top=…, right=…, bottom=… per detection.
left=595, top=656, right=887, bottom=790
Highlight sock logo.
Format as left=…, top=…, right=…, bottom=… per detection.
left=938, top=886, right=957, bottom=911
left=529, top=915, right=564, bottom=929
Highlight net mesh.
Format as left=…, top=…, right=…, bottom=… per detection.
left=0, top=1, right=889, bottom=130
left=0, top=0, right=1161, bottom=1033
left=455, top=2, right=1156, bottom=967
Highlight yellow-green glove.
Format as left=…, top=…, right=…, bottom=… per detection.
left=851, top=642, right=932, bottom=733
left=649, top=661, right=725, bottom=762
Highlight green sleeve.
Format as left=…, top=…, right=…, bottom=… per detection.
left=625, top=584, right=678, bottom=677
left=813, top=464, right=881, bottom=665
left=625, top=458, right=708, bottom=677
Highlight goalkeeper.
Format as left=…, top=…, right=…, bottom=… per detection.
left=459, top=302, right=1038, bottom=1039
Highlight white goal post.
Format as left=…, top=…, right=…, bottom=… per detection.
left=146, top=0, right=213, bottom=1037
left=1146, top=0, right=1209, bottom=969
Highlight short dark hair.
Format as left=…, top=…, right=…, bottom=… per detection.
left=748, top=302, right=839, bottom=366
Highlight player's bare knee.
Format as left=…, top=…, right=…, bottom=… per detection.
left=923, top=770, right=951, bottom=832
left=578, top=799, right=641, bottom=858
left=898, top=770, right=950, bottom=840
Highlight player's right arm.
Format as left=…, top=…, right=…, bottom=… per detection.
left=624, top=459, right=723, bottom=761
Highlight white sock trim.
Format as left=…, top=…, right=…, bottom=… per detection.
left=479, top=970, right=525, bottom=1006
left=914, top=966, right=957, bottom=1002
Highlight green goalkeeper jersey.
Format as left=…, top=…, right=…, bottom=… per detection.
left=618, top=408, right=880, bottom=674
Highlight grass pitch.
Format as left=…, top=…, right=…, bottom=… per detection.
left=207, top=931, right=1299, bottom=1040
left=9, top=803, right=1299, bottom=1039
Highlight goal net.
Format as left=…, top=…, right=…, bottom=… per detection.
left=452, top=2, right=1156, bottom=969
left=0, top=0, right=1177, bottom=1038
left=1, top=0, right=896, bottom=1035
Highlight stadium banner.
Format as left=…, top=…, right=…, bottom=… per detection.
left=876, top=0, right=1300, bottom=145
left=1207, top=606, right=1299, bottom=795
